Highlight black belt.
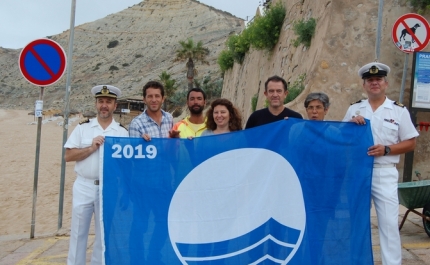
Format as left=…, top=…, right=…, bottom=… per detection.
left=94, top=180, right=99, bottom=185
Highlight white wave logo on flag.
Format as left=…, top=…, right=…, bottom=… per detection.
left=168, top=148, right=306, bottom=264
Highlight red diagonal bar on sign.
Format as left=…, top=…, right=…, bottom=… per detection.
left=28, top=47, right=56, bottom=77
left=401, top=20, right=423, bottom=46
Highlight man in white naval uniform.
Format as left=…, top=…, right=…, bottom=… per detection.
left=65, top=85, right=128, bottom=265
left=343, top=62, right=419, bottom=265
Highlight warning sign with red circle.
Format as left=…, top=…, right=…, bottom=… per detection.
left=19, top=39, right=67, bottom=87
left=392, top=13, right=430, bottom=53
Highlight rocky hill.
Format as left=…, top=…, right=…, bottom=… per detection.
left=1, top=0, right=429, bottom=178
left=0, top=0, right=244, bottom=112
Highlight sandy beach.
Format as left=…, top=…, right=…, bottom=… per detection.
left=0, top=109, right=77, bottom=238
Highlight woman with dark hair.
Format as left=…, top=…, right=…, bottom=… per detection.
left=202, top=98, right=242, bottom=136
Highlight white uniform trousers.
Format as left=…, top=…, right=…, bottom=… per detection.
left=67, top=176, right=102, bottom=265
left=372, top=167, right=401, bottom=265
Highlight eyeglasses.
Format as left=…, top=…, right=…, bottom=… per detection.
left=306, top=105, right=325, bottom=111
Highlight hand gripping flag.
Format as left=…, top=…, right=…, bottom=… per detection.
left=101, top=118, right=374, bottom=264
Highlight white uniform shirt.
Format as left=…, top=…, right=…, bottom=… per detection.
left=64, top=118, right=129, bottom=179
left=342, top=97, right=419, bottom=164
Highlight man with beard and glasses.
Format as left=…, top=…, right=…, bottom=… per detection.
left=171, top=87, right=207, bottom=138
left=64, top=85, right=128, bottom=265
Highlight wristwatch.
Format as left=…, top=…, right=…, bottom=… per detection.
left=384, top=146, right=391, bottom=156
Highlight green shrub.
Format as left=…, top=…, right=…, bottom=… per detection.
left=107, top=40, right=119, bottom=48
left=251, top=93, right=258, bottom=112
left=217, top=50, right=235, bottom=73
left=109, top=65, right=119, bottom=71
left=216, top=30, right=251, bottom=71
left=292, top=18, right=316, bottom=48
left=93, top=63, right=102, bottom=71
left=247, top=2, right=286, bottom=50
left=227, top=31, right=251, bottom=63
left=194, top=76, right=222, bottom=100
left=409, top=0, right=430, bottom=13
left=216, top=3, right=286, bottom=72
left=159, top=71, right=179, bottom=111
left=170, top=89, right=188, bottom=111
left=284, top=74, right=306, bottom=104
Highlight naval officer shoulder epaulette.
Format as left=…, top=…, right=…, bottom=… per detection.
left=350, top=99, right=363, bottom=105
left=119, top=123, right=128, bottom=131
left=79, top=118, right=90, bottom=125
left=394, top=101, right=405, bottom=108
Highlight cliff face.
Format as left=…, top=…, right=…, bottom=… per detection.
left=221, top=0, right=430, bottom=178
left=0, top=0, right=244, bottom=111
left=223, top=0, right=420, bottom=119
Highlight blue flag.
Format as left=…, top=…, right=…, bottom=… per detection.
left=102, top=118, right=374, bottom=264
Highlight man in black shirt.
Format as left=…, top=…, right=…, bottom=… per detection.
left=245, top=75, right=303, bottom=129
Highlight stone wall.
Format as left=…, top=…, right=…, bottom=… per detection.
left=222, top=0, right=430, bottom=179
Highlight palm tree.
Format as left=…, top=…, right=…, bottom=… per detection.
left=159, top=71, right=178, bottom=110
left=174, top=38, right=210, bottom=90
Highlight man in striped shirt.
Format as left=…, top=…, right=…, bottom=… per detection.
left=128, top=80, right=175, bottom=262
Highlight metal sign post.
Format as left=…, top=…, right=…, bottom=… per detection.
left=399, top=53, right=409, bottom=104
left=58, top=0, right=77, bottom=231
left=19, top=38, right=67, bottom=238
left=30, top=87, right=44, bottom=238
left=375, top=0, right=384, bottom=60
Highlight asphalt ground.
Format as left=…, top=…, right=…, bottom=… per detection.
left=1, top=205, right=429, bottom=265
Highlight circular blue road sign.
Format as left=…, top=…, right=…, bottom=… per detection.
left=19, top=39, right=67, bottom=86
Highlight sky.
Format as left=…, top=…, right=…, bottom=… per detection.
left=0, top=0, right=262, bottom=49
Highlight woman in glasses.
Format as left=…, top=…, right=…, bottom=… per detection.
left=304, top=92, right=330, bottom=121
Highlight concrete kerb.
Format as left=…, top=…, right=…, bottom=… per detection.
left=1, top=205, right=429, bottom=265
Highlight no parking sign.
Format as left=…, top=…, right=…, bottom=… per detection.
left=392, top=13, right=430, bottom=53
left=21, top=39, right=68, bottom=238
left=19, top=38, right=67, bottom=86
